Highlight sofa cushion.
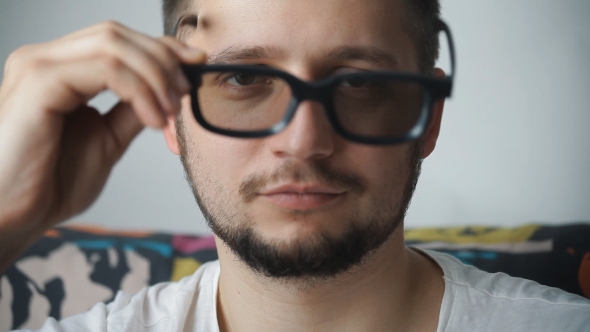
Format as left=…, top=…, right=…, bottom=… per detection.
left=1, top=223, right=589, bottom=330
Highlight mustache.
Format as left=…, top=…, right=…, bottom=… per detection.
left=239, top=161, right=366, bottom=203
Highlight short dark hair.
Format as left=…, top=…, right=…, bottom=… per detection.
left=162, top=0, right=440, bottom=73
left=401, top=0, right=441, bottom=73
left=162, top=0, right=191, bottom=37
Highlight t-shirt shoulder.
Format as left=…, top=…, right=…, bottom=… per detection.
left=106, top=260, right=220, bottom=331
left=422, top=250, right=590, bottom=332
left=30, top=260, right=221, bottom=332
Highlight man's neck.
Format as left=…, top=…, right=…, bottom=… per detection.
left=214, top=227, right=445, bottom=332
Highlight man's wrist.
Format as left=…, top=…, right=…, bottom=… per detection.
left=0, top=216, right=42, bottom=276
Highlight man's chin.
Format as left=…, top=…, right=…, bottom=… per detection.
left=245, top=204, right=358, bottom=238
left=212, top=218, right=395, bottom=280
left=244, top=214, right=349, bottom=244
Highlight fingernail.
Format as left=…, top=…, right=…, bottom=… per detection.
left=183, top=47, right=206, bottom=61
left=185, top=45, right=204, bottom=55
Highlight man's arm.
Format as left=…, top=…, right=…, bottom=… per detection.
left=0, top=21, right=205, bottom=275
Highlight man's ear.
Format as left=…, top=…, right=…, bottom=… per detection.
left=421, top=68, right=446, bottom=159
left=163, top=114, right=181, bottom=155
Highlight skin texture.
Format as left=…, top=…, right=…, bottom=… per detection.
left=162, top=0, right=446, bottom=331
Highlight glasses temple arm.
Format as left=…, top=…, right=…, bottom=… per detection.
left=435, top=19, right=456, bottom=95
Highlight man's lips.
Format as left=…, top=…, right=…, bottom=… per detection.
left=258, top=184, right=346, bottom=210
left=260, top=184, right=346, bottom=196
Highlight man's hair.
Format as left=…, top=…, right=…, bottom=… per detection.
left=162, top=0, right=440, bottom=73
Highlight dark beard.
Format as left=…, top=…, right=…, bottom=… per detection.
left=177, top=117, right=423, bottom=280
left=209, top=213, right=401, bottom=279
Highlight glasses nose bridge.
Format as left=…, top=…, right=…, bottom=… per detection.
left=294, top=81, right=332, bottom=105
left=283, top=81, right=333, bottom=132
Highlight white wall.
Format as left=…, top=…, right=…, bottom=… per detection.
left=0, top=0, right=588, bottom=234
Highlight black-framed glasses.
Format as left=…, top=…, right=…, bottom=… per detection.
left=174, top=19, right=456, bottom=146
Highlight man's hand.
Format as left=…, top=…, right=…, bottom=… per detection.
left=0, top=21, right=205, bottom=273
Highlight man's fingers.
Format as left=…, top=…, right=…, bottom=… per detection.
left=46, top=32, right=178, bottom=115
left=20, top=22, right=207, bottom=120
left=0, top=21, right=200, bottom=251
left=157, top=36, right=207, bottom=64
left=41, top=23, right=206, bottom=114
left=103, top=101, right=145, bottom=160
left=32, top=58, right=167, bottom=128
left=100, top=35, right=180, bottom=115
left=54, top=22, right=206, bottom=65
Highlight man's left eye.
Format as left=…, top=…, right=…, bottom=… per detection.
left=339, top=77, right=375, bottom=88
left=226, top=74, right=271, bottom=86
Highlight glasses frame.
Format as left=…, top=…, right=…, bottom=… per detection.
left=174, top=18, right=456, bottom=146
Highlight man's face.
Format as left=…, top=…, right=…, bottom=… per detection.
left=165, top=0, right=441, bottom=279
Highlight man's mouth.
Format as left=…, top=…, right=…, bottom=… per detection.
left=258, top=184, right=346, bottom=210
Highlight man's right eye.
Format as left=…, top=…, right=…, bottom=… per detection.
left=227, top=73, right=256, bottom=86
left=339, top=78, right=374, bottom=88
left=224, top=73, right=271, bottom=86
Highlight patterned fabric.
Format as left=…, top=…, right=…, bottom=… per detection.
left=407, top=224, right=590, bottom=299
left=0, top=226, right=217, bottom=331
left=1, top=223, right=589, bottom=330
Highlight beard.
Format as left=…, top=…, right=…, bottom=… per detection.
left=177, top=117, right=424, bottom=280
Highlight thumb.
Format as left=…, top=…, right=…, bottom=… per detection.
left=103, top=101, right=145, bottom=160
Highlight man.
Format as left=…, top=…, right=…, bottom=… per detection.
left=0, top=0, right=588, bottom=331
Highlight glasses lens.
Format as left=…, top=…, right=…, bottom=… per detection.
left=197, top=71, right=293, bottom=131
left=333, top=77, right=425, bottom=138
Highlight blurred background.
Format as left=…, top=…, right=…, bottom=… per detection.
left=0, top=0, right=589, bottom=234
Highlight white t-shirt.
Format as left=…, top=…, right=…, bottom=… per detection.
left=20, top=250, right=590, bottom=332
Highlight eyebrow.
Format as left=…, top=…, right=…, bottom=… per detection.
left=207, top=45, right=399, bottom=68
left=207, top=46, right=287, bottom=65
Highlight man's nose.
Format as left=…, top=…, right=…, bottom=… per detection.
left=266, top=100, right=335, bottom=161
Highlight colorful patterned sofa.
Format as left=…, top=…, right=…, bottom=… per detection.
left=2, top=223, right=590, bottom=330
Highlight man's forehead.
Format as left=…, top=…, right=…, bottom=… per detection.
left=191, top=0, right=404, bottom=29
left=177, top=0, right=408, bottom=34
left=179, top=0, right=415, bottom=71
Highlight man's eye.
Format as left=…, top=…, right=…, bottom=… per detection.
left=340, top=78, right=374, bottom=88
left=225, top=74, right=268, bottom=86
left=228, top=74, right=255, bottom=85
